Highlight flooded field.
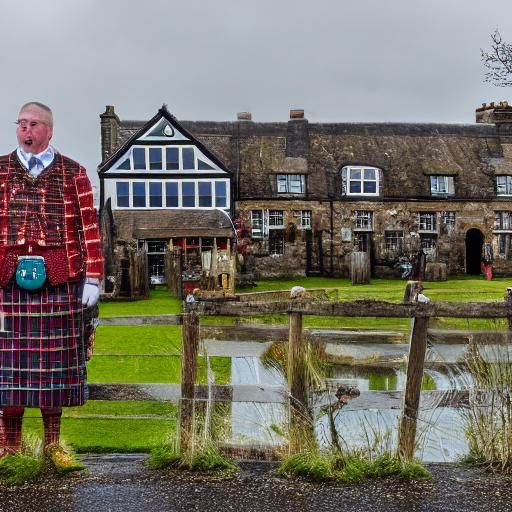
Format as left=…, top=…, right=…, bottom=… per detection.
left=207, top=339, right=487, bottom=462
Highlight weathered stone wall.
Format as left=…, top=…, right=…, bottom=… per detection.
left=100, top=105, right=512, bottom=279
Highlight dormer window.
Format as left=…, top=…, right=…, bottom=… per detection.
left=342, top=166, right=381, bottom=196
left=430, top=176, right=455, bottom=196
left=497, top=175, right=512, bottom=196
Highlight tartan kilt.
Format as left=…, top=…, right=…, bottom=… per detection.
left=0, top=281, right=88, bottom=408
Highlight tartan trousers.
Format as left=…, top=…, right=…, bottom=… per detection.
left=0, top=281, right=88, bottom=408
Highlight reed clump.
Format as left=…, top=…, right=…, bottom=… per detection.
left=463, top=341, right=512, bottom=473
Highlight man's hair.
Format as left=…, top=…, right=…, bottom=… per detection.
left=19, top=101, right=53, bottom=127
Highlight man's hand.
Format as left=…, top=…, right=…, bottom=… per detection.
left=82, top=282, right=100, bottom=307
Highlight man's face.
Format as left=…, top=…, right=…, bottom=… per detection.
left=16, top=105, right=53, bottom=154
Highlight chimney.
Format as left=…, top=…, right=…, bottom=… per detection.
left=100, top=105, right=120, bottom=162
left=286, top=108, right=309, bottom=158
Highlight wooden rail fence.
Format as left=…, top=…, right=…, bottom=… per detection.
left=93, top=283, right=512, bottom=461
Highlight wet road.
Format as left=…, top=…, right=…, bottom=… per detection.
left=0, top=455, right=512, bottom=512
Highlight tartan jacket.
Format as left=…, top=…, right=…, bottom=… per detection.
left=0, top=150, right=103, bottom=285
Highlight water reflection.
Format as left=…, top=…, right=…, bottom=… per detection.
left=226, top=356, right=472, bottom=462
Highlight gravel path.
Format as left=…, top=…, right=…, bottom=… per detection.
left=0, top=455, right=511, bottom=512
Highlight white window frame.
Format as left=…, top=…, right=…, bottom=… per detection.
left=277, top=174, right=306, bottom=194
left=420, top=234, right=437, bottom=259
left=110, top=178, right=230, bottom=209
left=497, top=175, right=512, bottom=196
left=294, top=210, right=312, bottom=229
left=268, top=210, right=284, bottom=228
left=383, top=231, right=404, bottom=252
left=430, top=176, right=455, bottom=196
left=353, top=210, right=373, bottom=231
left=112, top=145, right=222, bottom=174
left=251, top=210, right=265, bottom=239
left=344, top=166, right=380, bottom=196
left=418, top=212, right=437, bottom=233
left=495, top=211, right=512, bottom=231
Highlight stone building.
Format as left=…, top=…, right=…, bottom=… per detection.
left=98, top=101, right=512, bottom=287
left=98, top=106, right=235, bottom=296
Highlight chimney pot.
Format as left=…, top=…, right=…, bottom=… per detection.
left=290, top=109, right=304, bottom=120
left=237, top=112, right=252, bottom=121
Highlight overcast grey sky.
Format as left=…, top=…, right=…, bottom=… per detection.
left=0, top=0, right=511, bottom=184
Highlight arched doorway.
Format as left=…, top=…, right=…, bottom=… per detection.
left=465, top=229, right=484, bottom=274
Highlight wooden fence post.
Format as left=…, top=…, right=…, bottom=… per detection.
left=398, top=302, right=429, bottom=460
left=180, top=310, right=200, bottom=459
left=505, top=288, right=512, bottom=331
left=288, top=301, right=315, bottom=453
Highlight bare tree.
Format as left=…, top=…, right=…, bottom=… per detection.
left=482, top=30, right=512, bottom=87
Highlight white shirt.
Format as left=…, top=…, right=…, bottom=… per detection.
left=16, top=146, right=55, bottom=177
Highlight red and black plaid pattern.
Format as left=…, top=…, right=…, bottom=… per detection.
left=0, top=152, right=103, bottom=281
left=0, top=282, right=88, bottom=408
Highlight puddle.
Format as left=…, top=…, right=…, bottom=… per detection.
left=224, top=352, right=474, bottom=462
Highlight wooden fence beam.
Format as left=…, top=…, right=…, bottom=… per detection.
left=194, top=300, right=510, bottom=319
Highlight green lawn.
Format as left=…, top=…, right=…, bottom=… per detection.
left=100, top=287, right=182, bottom=317
left=245, top=276, right=512, bottom=302
left=95, top=325, right=182, bottom=355
left=23, top=401, right=177, bottom=453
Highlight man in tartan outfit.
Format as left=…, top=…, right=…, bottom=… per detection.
left=0, top=102, right=103, bottom=469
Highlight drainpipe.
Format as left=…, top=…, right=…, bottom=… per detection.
left=330, top=200, right=334, bottom=276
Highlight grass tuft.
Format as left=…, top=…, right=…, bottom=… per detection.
left=148, top=438, right=237, bottom=473
left=0, top=435, right=44, bottom=485
left=278, top=449, right=430, bottom=483
left=462, top=341, right=512, bottom=473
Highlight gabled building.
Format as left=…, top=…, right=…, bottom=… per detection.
left=98, top=102, right=512, bottom=291
left=98, top=106, right=235, bottom=296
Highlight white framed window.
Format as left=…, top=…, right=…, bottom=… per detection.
left=383, top=231, right=404, bottom=252
left=418, top=212, right=437, bottom=232
left=353, top=210, right=373, bottom=231
left=268, top=210, right=284, bottom=227
left=110, top=178, right=230, bottom=209
left=251, top=210, right=264, bottom=239
left=441, top=211, right=456, bottom=235
left=495, top=211, right=512, bottom=231
left=343, top=166, right=380, bottom=196
left=277, top=174, right=305, bottom=194
left=497, top=175, right=512, bottom=196
left=420, top=234, right=437, bottom=259
left=250, top=210, right=285, bottom=238
left=497, top=233, right=512, bottom=259
left=430, top=176, right=455, bottom=196
left=113, top=145, right=219, bottom=173
left=295, top=210, right=312, bottom=229
left=116, top=182, right=129, bottom=207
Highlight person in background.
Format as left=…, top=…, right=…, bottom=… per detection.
left=0, top=102, right=103, bottom=471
